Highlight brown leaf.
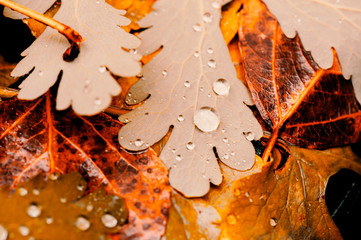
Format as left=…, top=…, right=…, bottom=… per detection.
left=0, top=92, right=171, bottom=240
left=238, top=0, right=361, bottom=159
left=0, top=172, right=127, bottom=240
left=220, top=146, right=361, bottom=239
left=0, top=55, right=17, bottom=87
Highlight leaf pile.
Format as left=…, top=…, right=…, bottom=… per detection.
left=118, top=0, right=262, bottom=197
left=0, top=93, right=171, bottom=240
left=0, top=172, right=127, bottom=240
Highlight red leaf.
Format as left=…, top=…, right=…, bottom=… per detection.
left=0, top=92, right=171, bottom=239
left=238, top=0, right=361, bottom=160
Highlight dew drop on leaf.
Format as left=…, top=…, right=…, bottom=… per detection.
left=60, top=197, right=67, bottom=203
left=27, top=203, right=41, bottom=218
left=194, top=107, right=220, bottom=132
left=227, top=214, right=236, bottom=225
left=46, top=217, right=53, bottom=224
left=98, top=66, right=106, bottom=73
left=186, top=142, right=195, bottom=150
left=49, top=173, right=58, bottom=181
left=94, top=98, right=102, bottom=106
left=203, top=12, right=213, bottom=23
left=223, top=138, right=228, bottom=143
left=270, top=218, right=277, bottom=227
left=193, top=23, right=201, bottom=32
left=162, top=70, right=168, bottom=76
left=19, top=225, right=29, bottom=236
left=177, top=115, right=184, bottom=122
left=194, top=51, right=200, bottom=57
left=184, top=81, right=191, bottom=88
left=212, top=2, right=221, bottom=9
left=0, top=225, right=8, bottom=240
left=207, top=59, right=216, bottom=68
left=38, top=70, right=43, bottom=76
left=32, top=189, right=40, bottom=196
left=244, top=132, right=255, bottom=141
left=176, top=155, right=182, bottom=161
left=101, top=214, right=118, bottom=228
left=18, top=188, right=28, bottom=196
left=134, top=139, right=143, bottom=147
left=75, top=216, right=91, bottom=231
left=207, top=48, right=214, bottom=54
left=213, top=78, right=230, bottom=96
left=86, top=205, right=94, bottom=212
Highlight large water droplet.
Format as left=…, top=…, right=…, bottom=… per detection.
left=162, top=70, right=167, bottom=76
left=75, top=216, right=91, bottom=231
left=0, top=225, right=8, bottom=240
left=19, top=225, right=29, bottom=236
left=134, top=139, right=143, bottom=147
left=27, top=203, right=41, bottom=218
left=18, top=188, right=28, bottom=196
left=213, top=78, right=230, bottom=96
left=207, top=59, right=216, bottom=68
left=193, top=24, right=201, bottom=32
left=184, top=81, right=190, bottom=88
left=101, top=214, right=118, bottom=228
left=194, top=107, right=220, bottom=132
left=203, top=12, right=213, bottom=23
left=186, top=142, right=195, bottom=150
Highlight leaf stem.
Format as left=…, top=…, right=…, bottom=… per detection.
left=262, top=126, right=279, bottom=162
left=0, top=0, right=83, bottom=61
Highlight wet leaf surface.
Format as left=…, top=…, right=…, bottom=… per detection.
left=238, top=0, right=361, bottom=158
left=0, top=172, right=127, bottom=240
left=220, top=146, right=361, bottom=239
left=0, top=93, right=171, bottom=240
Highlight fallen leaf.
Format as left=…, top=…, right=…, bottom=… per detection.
left=220, top=146, right=361, bottom=239
left=4, top=0, right=141, bottom=115
left=262, top=0, right=361, bottom=103
left=0, top=172, right=127, bottom=240
left=0, top=55, right=17, bottom=87
left=118, top=0, right=263, bottom=197
left=238, top=0, right=361, bottom=156
left=0, top=93, right=171, bottom=240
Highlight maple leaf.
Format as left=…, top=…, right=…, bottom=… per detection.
left=0, top=93, right=171, bottom=240
left=237, top=0, right=361, bottom=159
left=262, top=0, right=361, bottom=104
left=3, top=0, right=142, bottom=115
left=118, top=0, right=263, bottom=197
left=220, top=146, right=361, bottom=239
left=0, top=172, right=128, bottom=240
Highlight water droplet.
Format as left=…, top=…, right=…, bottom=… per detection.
left=19, top=188, right=28, bottom=196
left=223, top=154, right=229, bottom=160
left=249, top=198, right=253, bottom=203
left=203, top=12, right=213, bottom=23
left=207, top=48, right=214, bottom=54
left=134, top=139, right=143, bottom=147
left=223, top=138, right=228, bottom=143
left=171, top=148, right=176, bottom=153
left=177, top=115, right=184, bottom=122
left=60, top=197, right=67, bottom=203
left=194, top=107, right=220, bottom=132
left=32, top=189, right=40, bottom=195
left=245, top=132, right=255, bottom=141
left=245, top=191, right=250, bottom=197
left=38, top=70, right=43, bottom=76
left=186, top=142, right=195, bottom=150
left=129, top=49, right=137, bottom=55
left=27, top=203, right=41, bottom=218
left=176, top=155, right=182, bottom=161
left=101, top=214, right=118, bottom=228
left=338, top=19, right=343, bottom=24
left=207, top=59, right=216, bottom=68
left=297, top=18, right=301, bottom=24
left=270, top=218, right=277, bottom=227
left=212, top=2, right=221, bottom=9
left=227, top=214, right=236, bottom=225
left=184, top=81, right=190, bottom=87
left=213, top=78, right=230, bottom=96
left=99, top=66, right=106, bottom=73
left=194, top=51, right=200, bottom=57
left=162, top=70, right=167, bottom=76
left=75, top=216, right=91, bottom=231
left=221, top=129, right=225, bottom=133
left=49, top=173, right=58, bottom=180
left=193, top=23, right=201, bottom=32
left=231, top=151, right=235, bottom=156
left=206, top=159, right=210, bottom=164
left=83, top=80, right=90, bottom=93
left=77, top=184, right=84, bottom=191
left=202, top=172, right=206, bottom=178
left=0, top=225, right=8, bottom=240
left=94, top=97, right=102, bottom=106
left=86, top=205, right=94, bottom=212
left=19, top=225, right=29, bottom=236
left=96, top=0, right=100, bottom=4
left=46, top=217, right=53, bottom=224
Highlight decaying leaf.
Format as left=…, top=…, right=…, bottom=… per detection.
left=238, top=0, right=361, bottom=153
left=0, top=55, right=16, bottom=87
left=0, top=172, right=127, bottom=240
left=0, top=93, right=171, bottom=239
left=4, top=0, right=141, bottom=115
left=262, top=0, right=361, bottom=104
left=220, top=146, right=361, bottom=240
left=118, top=0, right=263, bottom=197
